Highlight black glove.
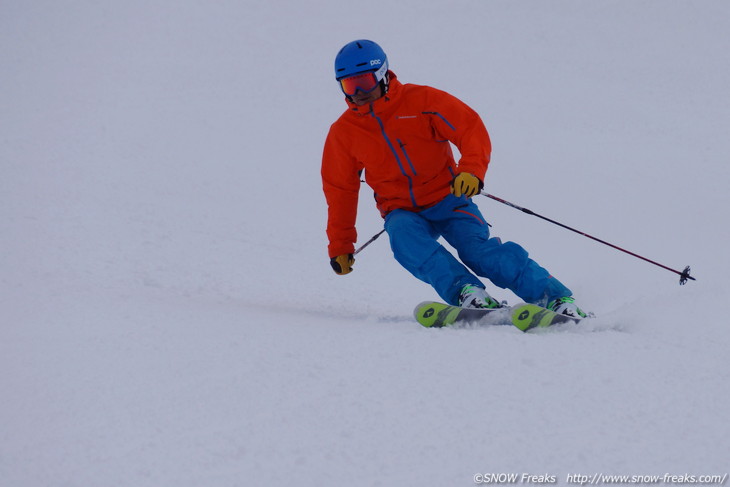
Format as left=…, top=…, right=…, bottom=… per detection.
left=330, top=254, right=355, bottom=275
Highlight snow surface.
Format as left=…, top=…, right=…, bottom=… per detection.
left=2, top=1, right=729, bottom=486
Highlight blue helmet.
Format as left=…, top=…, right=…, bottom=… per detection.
left=334, top=39, right=389, bottom=81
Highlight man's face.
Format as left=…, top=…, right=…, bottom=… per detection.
left=350, top=84, right=383, bottom=106
left=339, top=71, right=384, bottom=106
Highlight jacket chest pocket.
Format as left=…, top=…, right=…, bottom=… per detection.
left=386, top=114, right=436, bottom=143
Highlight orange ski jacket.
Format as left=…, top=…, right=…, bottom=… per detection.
left=322, top=72, right=492, bottom=258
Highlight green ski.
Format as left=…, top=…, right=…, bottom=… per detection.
left=413, top=301, right=582, bottom=332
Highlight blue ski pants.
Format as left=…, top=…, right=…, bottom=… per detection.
left=384, top=194, right=572, bottom=306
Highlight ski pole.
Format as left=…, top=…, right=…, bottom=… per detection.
left=480, top=191, right=696, bottom=285
left=354, top=229, right=386, bottom=255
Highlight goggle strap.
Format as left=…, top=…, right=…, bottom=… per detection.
left=373, top=61, right=388, bottom=82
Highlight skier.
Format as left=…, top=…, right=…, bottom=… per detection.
left=321, top=39, right=587, bottom=318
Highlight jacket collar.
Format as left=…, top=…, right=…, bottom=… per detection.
left=344, top=71, right=401, bottom=117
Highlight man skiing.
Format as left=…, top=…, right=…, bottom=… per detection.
left=321, top=39, right=587, bottom=318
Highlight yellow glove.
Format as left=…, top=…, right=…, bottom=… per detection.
left=330, top=254, right=355, bottom=275
left=451, top=172, right=483, bottom=197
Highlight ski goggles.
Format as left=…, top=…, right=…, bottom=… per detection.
left=339, top=71, right=380, bottom=96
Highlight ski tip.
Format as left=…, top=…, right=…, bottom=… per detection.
left=413, top=301, right=450, bottom=328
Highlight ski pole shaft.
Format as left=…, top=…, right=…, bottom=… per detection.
left=480, top=191, right=696, bottom=285
left=354, top=229, right=386, bottom=255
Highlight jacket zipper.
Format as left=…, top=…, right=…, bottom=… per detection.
left=372, top=113, right=418, bottom=208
